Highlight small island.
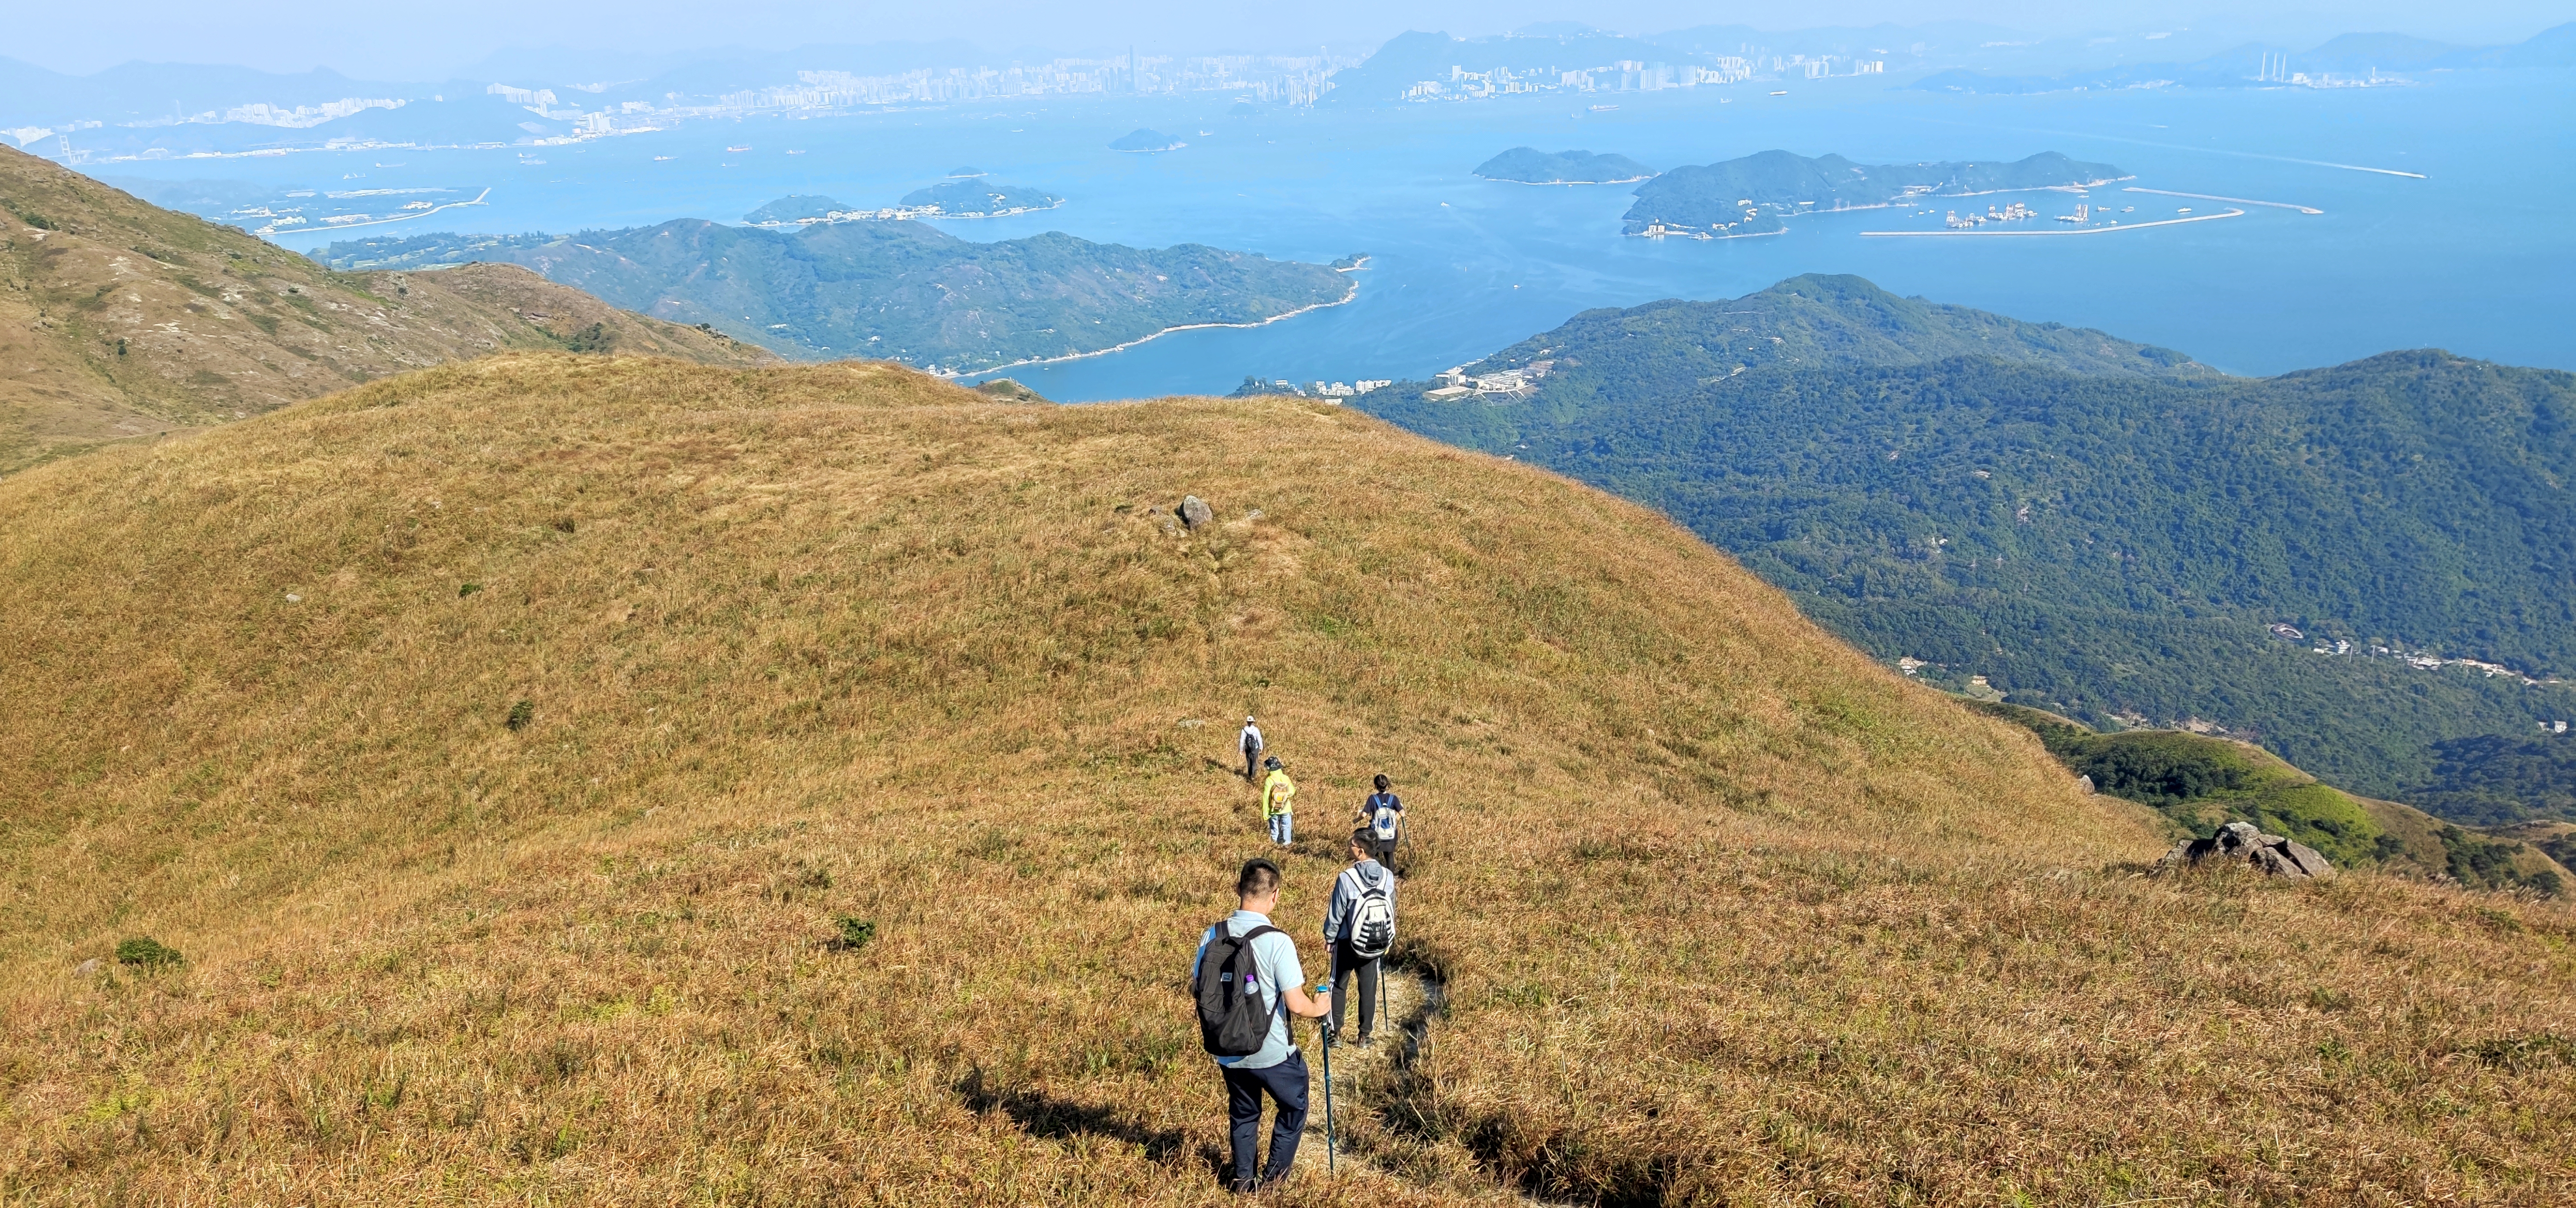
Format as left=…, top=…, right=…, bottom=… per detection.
left=743, top=178, right=1064, bottom=226
left=1475, top=147, right=1656, bottom=185
left=1109, top=128, right=1188, bottom=153
left=1621, top=150, right=2128, bottom=238
left=742, top=195, right=850, bottom=225
left=896, top=178, right=1064, bottom=218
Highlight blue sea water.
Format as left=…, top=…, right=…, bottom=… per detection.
left=124, top=68, right=2575, bottom=398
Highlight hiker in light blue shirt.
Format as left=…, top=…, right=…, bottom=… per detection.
left=1189, top=858, right=1330, bottom=1191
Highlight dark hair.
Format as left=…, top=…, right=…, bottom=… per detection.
left=1373, top=774, right=1390, bottom=791
left=1236, top=858, right=1281, bottom=898
left=1351, top=830, right=1374, bottom=852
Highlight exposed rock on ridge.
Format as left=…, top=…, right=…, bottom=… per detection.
left=2158, top=821, right=2336, bottom=880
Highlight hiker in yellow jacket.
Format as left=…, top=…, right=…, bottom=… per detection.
left=1260, top=756, right=1296, bottom=847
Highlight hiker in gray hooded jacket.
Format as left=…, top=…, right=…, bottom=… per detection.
left=1321, top=831, right=1398, bottom=1045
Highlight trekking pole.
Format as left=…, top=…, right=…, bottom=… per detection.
left=1316, top=988, right=1337, bottom=1174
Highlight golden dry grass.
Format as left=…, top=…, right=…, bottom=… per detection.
left=0, top=145, right=767, bottom=474
left=0, top=354, right=2569, bottom=1205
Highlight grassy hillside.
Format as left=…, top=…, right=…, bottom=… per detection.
left=310, top=219, right=1357, bottom=372
left=1362, top=286, right=2576, bottom=815
left=2500, top=820, right=2576, bottom=871
left=0, top=146, right=770, bottom=474
left=3, top=356, right=2572, bottom=1203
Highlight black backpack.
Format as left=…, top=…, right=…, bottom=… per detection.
left=1194, top=921, right=1285, bottom=1056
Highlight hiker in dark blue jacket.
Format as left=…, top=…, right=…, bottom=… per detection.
left=1356, top=774, right=1403, bottom=868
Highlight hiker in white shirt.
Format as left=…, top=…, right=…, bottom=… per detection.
left=1240, top=716, right=1264, bottom=782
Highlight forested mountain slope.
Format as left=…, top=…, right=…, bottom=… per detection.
left=1476, top=273, right=2212, bottom=386
left=0, top=146, right=768, bottom=474
left=7, top=355, right=2568, bottom=1203
left=1362, top=278, right=2576, bottom=815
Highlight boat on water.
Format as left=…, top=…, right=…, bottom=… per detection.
left=727, top=145, right=751, bottom=152
left=1770, top=90, right=1789, bottom=96
left=1590, top=104, right=1618, bottom=111
left=654, top=155, right=676, bottom=161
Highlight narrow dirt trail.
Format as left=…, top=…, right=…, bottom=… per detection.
left=1286, top=965, right=1435, bottom=1184
left=1282, top=963, right=1557, bottom=1204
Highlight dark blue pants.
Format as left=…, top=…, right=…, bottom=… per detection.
left=1219, top=1050, right=1309, bottom=1188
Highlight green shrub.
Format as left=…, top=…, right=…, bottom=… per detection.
left=458, top=582, right=482, bottom=597
left=505, top=700, right=534, bottom=731
left=2439, top=825, right=2561, bottom=895
left=562, top=322, right=614, bottom=354
left=115, top=936, right=183, bottom=968
left=2468, top=1033, right=2576, bottom=1071
left=2062, top=734, right=2251, bottom=807
left=833, top=916, right=876, bottom=951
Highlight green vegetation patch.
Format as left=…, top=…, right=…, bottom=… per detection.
left=2039, top=723, right=2389, bottom=868
left=1969, top=700, right=2566, bottom=893
left=832, top=916, right=877, bottom=951
left=114, top=936, right=183, bottom=968
left=2439, top=825, right=2563, bottom=896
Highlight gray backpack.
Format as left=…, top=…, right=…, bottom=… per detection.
left=1343, top=869, right=1395, bottom=959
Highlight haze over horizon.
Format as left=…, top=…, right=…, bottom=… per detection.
left=10, top=0, right=2576, bottom=1197
left=10, top=0, right=2571, bottom=77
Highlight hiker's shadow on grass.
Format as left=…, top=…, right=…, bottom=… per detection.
left=954, top=1066, right=1220, bottom=1175
left=1202, top=755, right=1250, bottom=782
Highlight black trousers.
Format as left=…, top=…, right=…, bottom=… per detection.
left=1220, top=1050, right=1309, bottom=1188
left=1243, top=742, right=1261, bottom=781
left=1332, top=941, right=1380, bottom=1040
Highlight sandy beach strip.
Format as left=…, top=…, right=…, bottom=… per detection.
left=1860, top=208, right=2245, bottom=237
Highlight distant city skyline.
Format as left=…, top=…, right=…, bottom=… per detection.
left=13, top=0, right=2572, bottom=78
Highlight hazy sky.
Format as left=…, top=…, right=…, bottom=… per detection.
left=15, top=0, right=2572, bottom=77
